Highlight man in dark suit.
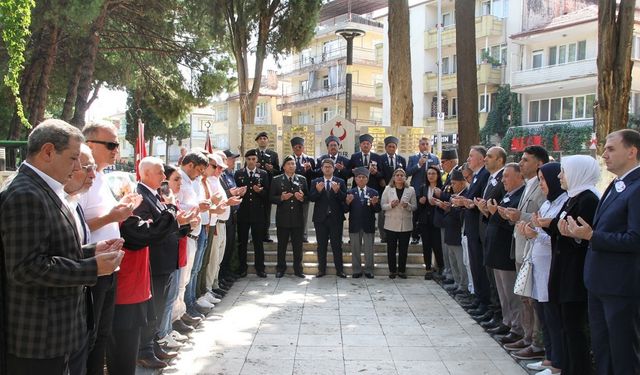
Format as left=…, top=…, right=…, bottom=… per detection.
left=270, top=155, right=309, bottom=278
left=433, top=148, right=458, bottom=282
left=378, top=136, right=407, bottom=242
left=345, top=167, right=381, bottom=278
left=253, top=131, right=280, bottom=242
left=567, top=129, right=640, bottom=374
left=291, top=136, right=316, bottom=243
left=407, top=137, right=441, bottom=244
left=235, top=149, right=269, bottom=278
left=0, top=119, right=123, bottom=375
left=484, top=163, right=525, bottom=345
left=219, top=149, right=243, bottom=282
left=451, top=146, right=491, bottom=320
left=316, top=135, right=351, bottom=182
left=309, top=158, right=347, bottom=278
left=350, top=134, right=385, bottom=243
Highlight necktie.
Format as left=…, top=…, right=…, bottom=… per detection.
left=331, top=155, right=335, bottom=161
left=250, top=171, right=254, bottom=179
left=326, top=180, right=331, bottom=192
left=360, top=188, right=365, bottom=200
left=76, top=205, right=88, bottom=245
left=604, top=178, right=620, bottom=202
left=390, top=155, right=394, bottom=169
left=289, top=177, right=293, bottom=184
left=364, top=154, right=368, bottom=166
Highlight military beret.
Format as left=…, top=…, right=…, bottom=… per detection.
left=255, top=131, right=269, bottom=141
left=224, top=149, right=240, bottom=158
left=244, top=149, right=258, bottom=158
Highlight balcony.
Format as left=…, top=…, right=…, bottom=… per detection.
left=511, top=58, right=597, bottom=94
left=276, top=83, right=380, bottom=111
left=281, top=46, right=381, bottom=77
left=422, top=112, right=489, bottom=134
left=423, top=63, right=503, bottom=93
left=316, top=13, right=384, bottom=37
left=375, top=82, right=383, bottom=100
left=424, top=15, right=504, bottom=50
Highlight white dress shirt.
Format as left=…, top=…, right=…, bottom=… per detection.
left=78, top=171, right=120, bottom=242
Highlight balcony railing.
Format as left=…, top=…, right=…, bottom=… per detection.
left=277, top=83, right=380, bottom=110
left=281, top=46, right=381, bottom=77
left=423, top=63, right=503, bottom=93
left=511, top=58, right=597, bottom=90
left=423, top=112, right=489, bottom=132
left=318, top=13, right=384, bottom=31
left=424, top=15, right=504, bottom=50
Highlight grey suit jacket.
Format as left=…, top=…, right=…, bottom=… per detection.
left=511, top=177, right=546, bottom=262
left=0, top=165, right=97, bottom=358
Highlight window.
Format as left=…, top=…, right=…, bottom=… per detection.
left=369, top=107, right=382, bottom=122
left=575, top=96, right=585, bottom=118
left=562, top=97, right=573, bottom=120
left=375, top=43, right=384, bottom=64
left=479, top=94, right=489, bottom=112
left=548, top=46, right=557, bottom=66
left=442, top=12, right=453, bottom=27
left=501, top=45, right=507, bottom=64
left=322, top=75, right=329, bottom=89
left=548, top=41, right=587, bottom=65
left=528, top=94, right=596, bottom=123
left=322, top=107, right=334, bottom=123
left=568, top=43, right=577, bottom=62
left=578, top=40, right=587, bottom=60
left=451, top=97, right=458, bottom=117
left=441, top=57, right=450, bottom=75
left=216, top=107, right=228, bottom=121
left=558, top=45, right=566, bottom=64
left=529, top=101, right=540, bottom=123
left=481, top=0, right=491, bottom=16
left=297, top=111, right=310, bottom=124
left=532, top=50, right=543, bottom=69
left=299, top=80, right=309, bottom=94
left=550, top=98, right=561, bottom=121
left=585, top=94, right=596, bottom=118
left=255, top=102, right=267, bottom=121
left=540, top=99, right=550, bottom=122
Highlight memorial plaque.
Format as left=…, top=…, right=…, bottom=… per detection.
left=321, top=116, right=356, bottom=158
left=283, top=125, right=315, bottom=157
left=359, top=126, right=389, bottom=154
left=398, top=127, right=427, bottom=157
left=246, top=124, right=278, bottom=152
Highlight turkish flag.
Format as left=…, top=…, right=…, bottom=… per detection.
left=135, top=118, right=147, bottom=181
left=204, top=128, right=213, bottom=153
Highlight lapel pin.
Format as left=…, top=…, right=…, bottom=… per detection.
left=615, top=180, right=626, bottom=193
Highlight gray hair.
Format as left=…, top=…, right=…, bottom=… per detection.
left=138, top=156, right=164, bottom=175
left=27, top=119, right=84, bottom=157
left=505, top=162, right=521, bottom=173
left=82, top=121, right=117, bottom=139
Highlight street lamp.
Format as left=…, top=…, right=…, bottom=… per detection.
left=336, top=28, right=365, bottom=121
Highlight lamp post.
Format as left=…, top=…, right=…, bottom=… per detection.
left=336, top=28, right=365, bottom=121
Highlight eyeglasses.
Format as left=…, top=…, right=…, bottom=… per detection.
left=87, top=140, right=119, bottom=151
left=81, top=163, right=97, bottom=173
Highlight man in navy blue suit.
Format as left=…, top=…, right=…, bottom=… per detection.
left=291, top=136, right=316, bottom=243
left=378, top=136, right=407, bottom=242
left=309, top=159, right=347, bottom=278
left=565, top=129, right=640, bottom=375
left=349, top=134, right=385, bottom=193
left=316, top=136, right=350, bottom=182
left=345, top=167, right=381, bottom=278
left=407, top=137, right=441, bottom=244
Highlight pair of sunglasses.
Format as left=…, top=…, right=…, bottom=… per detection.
left=88, top=140, right=119, bottom=150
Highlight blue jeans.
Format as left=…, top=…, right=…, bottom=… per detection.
left=185, top=226, right=209, bottom=315
left=158, top=268, right=180, bottom=338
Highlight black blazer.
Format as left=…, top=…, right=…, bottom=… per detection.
left=480, top=169, right=505, bottom=243
left=463, top=166, right=490, bottom=238
left=234, top=168, right=270, bottom=223
left=133, top=184, right=188, bottom=276
left=585, top=167, right=640, bottom=297
left=544, top=190, right=598, bottom=303
left=379, top=153, right=408, bottom=184
left=349, top=151, right=385, bottom=192
left=316, top=153, right=351, bottom=181
left=309, top=176, right=347, bottom=223
left=484, top=185, right=524, bottom=271
left=269, top=174, right=309, bottom=228
left=253, top=148, right=280, bottom=181
left=416, top=184, right=439, bottom=227
left=345, top=187, right=381, bottom=233
left=293, top=154, right=316, bottom=189
left=443, top=189, right=467, bottom=246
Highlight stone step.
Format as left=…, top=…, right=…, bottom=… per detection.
left=247, top=262, right=428, bottom=277
left=247, top=250, right=426, bottom=264
left=260, top=242, right=424, bottom=253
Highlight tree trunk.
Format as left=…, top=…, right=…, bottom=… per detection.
left=61, top=63, right=81, bottom=121
left=455, top=0, right=479, bottom=157
left=148, top=139, right=154, bottom=156
left=387, top=0, right=413, bottom=134
left=596, top=0, right=635, bottom=152
left=70, top=1, right=111, bottom=128
left=28, top=24, right=60, bottom=127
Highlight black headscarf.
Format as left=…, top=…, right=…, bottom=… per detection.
left=539, top=162, right=564, bottom=202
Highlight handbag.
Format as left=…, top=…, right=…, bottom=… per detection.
left=513, top=241, right=534, bottom=297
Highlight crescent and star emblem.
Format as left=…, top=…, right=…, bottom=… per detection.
left=330, top=121, right=347, bottom=141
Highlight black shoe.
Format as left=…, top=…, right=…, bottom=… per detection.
left=487, top=324, right=510, bottom=335
left=364, top=272, right=374, bottom=279
left=212, top=288, right=227, bottom=297
left=211, top=291, right=224, bottom=299
left=472, top=311, right=493, bottom=323
left=224, top=277, right=236, bottom=284
left=442, top=278, right=455, bottom=285
left=461, top=302, right=480, bottom=311
left=137, top=354, right=168, bottom=369
left=480, top=317, right=501, bottom=329
left=218, top=283, right=231, bottom=291
left=172, top=319, right=194, bottom=334
left=410, top=238, right=420, bottom=245
left=388, top=273, right=397, bottom=279
left=264, top=237, right=274, bottom=243
left=257, top=271, right=267, bottom=278
left=468, top=305, right=488, bottom=316
left=316, top=271, right=326, bottom=278
left=499, top=332, right=523, bottom=345
left=294, top=272, right=305, bottom=278
left=154, top=342, right=178, bottom=360
left=424, top=272, right=433, bottom=280
left=275, top=271, right=284, bottom=278
left=398, top=272, right=407, bottom=279
left=238, top=271, right=248, bottom=278
left=336, top=272, right=347, bottom=278
left=352, top=272, right=363, bottom=278
left=181, top=313, right=202, bottom=327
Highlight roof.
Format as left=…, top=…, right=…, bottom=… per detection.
left=320, top=0, right=388, bottom=22
left=511, top=5, right=597, bottom=39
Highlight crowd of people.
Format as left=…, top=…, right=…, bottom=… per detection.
left=0, top=118, right=638, bottom=375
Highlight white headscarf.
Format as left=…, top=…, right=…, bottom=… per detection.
left=560, top=155, right=601, bottom=198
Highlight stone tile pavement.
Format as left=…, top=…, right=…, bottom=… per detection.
left=138, top=276, right=528, bottom=375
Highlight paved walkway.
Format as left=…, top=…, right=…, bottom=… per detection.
left=139, top=276, right=527, bottom=375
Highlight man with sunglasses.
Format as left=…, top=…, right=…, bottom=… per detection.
left=79, top=122, right=136, bottom=375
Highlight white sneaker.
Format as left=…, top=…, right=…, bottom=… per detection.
left=196, top=298, right=215, bottom=309
left=527, top=361, right=553, bottom=371
left=535, top=370, right=561, bottom=375
left=204, top=291, right=221, bottom=304
left=157, top=333, right=183, bottom=349
left=170, top=330, right=189, bottom=342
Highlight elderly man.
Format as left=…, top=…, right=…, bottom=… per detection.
left=291, top=137, right=316, bottom=243
left=316, top=135, right=351, bottom=182
left=253, top=132, right=280, bottom=242
left=1, top=119, right=123, bottom=375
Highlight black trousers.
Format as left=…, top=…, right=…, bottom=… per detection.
left=7, top=353, right=69, bottom=375
left=106, top=327, right=141, bottom=375
left=315, top=219, right=344, bottom=273
left=386, top=230, right=411, bottom=273
left=559, top=301, right=591, bottom=375
left=238, top=221, right=265, bottom=273
left=139, top=273, right=171, bottom=355
left=486, top=266, right=502, bottom=318
left=86, top=274, right=116, bottom=375
left=264, top=204, right=272, bottom=240
left=588, top=292, right=640, bottom=375
left=467, top=234, right=491, bottom=305
left=220, top=215, right=237, bottom=278
left=418, top=224, right=443, bottom=270
left=276, top=226, right=304, bottom=274
left=411, top=211, right=420, bottom=240
left=536, top=301, right=564, bottom=369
